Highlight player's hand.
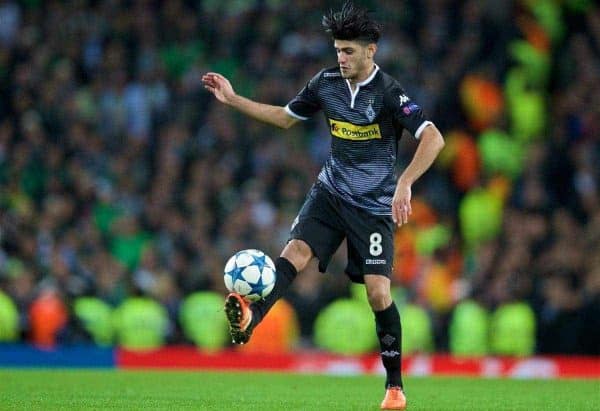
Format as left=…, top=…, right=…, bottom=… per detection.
left=392, top=180, right=412, bottom=227
left=202, top=72, right=236, bottom=104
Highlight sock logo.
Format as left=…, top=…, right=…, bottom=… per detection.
left=381, top=334, right=396, bottom=346
left=381, top=350, right=400, bottom=357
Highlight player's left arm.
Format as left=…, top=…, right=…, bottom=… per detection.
left=392, top=124, right=445, bottom=227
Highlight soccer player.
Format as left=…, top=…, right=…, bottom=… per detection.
left=202, top=2, right=444, bottom=409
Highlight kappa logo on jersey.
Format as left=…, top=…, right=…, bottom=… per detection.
left=329, top=119, right=381, bottom=141
left=398, top=94, right=410, bottom=105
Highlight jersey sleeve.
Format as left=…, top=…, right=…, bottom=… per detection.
left=385, top=85, right=432, bottom=139
left=285, top=70, right=323, bottom=120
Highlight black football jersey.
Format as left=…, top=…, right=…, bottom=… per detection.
left=286, top=65, right=432, bottom=215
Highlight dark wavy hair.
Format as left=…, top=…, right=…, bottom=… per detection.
left=322, top=1, right=381, bottom=43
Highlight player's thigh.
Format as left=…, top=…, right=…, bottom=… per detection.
left=344, top=209, right=394, bottom=282
left=289, top=184, right=345, bottom=273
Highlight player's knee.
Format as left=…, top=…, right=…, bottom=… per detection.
left=366, top=286, right=392, bottom=311
left=281, top=239, right=312, bottom=272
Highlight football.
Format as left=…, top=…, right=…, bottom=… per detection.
left=223, top=249, right=276, bottom=301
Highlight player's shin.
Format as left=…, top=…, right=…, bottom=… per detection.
left=374, top=301, right=404, bottom=389
left=250, top=256, right=298, bottom=326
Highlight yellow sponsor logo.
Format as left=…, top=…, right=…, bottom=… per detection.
left=329, top=119, right=381, bottom=141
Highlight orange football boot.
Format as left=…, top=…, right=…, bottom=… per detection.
left=224, top=293, right=254, bottom=344
left=380, top=386, right=407, bottom=410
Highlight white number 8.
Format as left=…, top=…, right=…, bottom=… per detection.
left=369, top=232, right=383, bottom=256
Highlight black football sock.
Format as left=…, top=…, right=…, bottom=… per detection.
left=374, top=301, right=404, bottom=389
left=250, top=256, right=298, bottom=327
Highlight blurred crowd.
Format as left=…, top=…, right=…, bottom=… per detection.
left=0, top=0, right=598, bottom=355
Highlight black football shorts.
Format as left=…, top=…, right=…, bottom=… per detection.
left=289, top=182, right=395, bottom=283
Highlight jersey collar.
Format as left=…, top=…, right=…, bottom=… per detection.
left=346, top=64, right=379, bottom=89
left=345, top=64, right=379, bottom=109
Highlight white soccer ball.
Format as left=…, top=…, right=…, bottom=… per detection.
left=223, top=249, right=276, bottom=301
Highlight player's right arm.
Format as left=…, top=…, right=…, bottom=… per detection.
left=202, top=72, right=299, bottom=129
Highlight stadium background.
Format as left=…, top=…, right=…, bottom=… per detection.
left=0, top=0, right=598, bottom=361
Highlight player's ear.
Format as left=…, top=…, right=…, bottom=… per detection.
left=367, top=43, right=377, bottom=59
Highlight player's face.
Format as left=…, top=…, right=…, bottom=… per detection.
left=334, top=39, right=376, bottom=82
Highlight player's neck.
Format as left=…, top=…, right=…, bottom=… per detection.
left=348, top=63, right=376, bottom=90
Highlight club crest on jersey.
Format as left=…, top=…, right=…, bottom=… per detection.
left=329, top=119, right=381, bottom=141
left=365, top=103, right=376, bottom=122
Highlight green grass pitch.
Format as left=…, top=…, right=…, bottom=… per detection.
left=1, top=369, right=598, bottom=410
